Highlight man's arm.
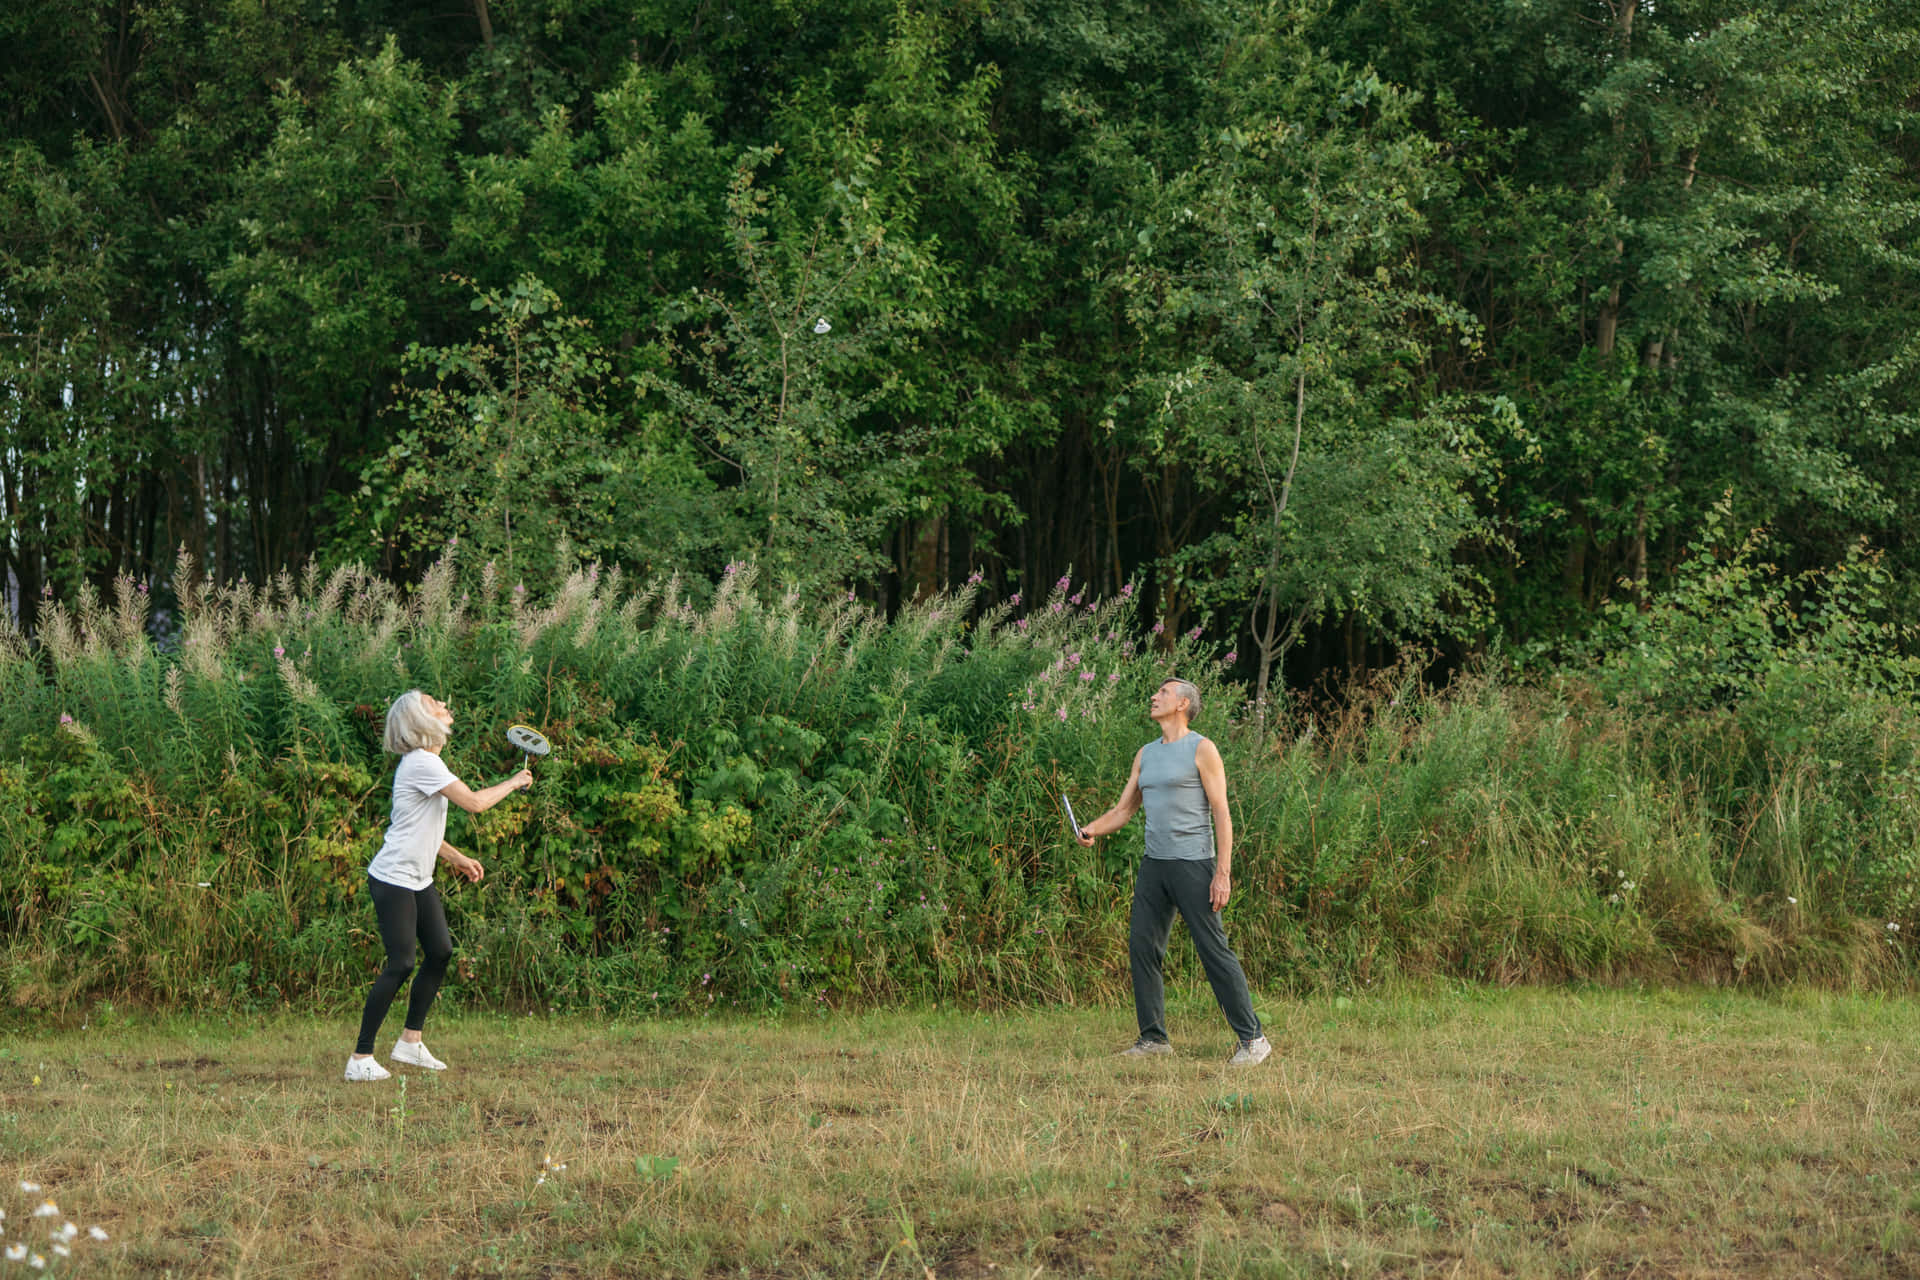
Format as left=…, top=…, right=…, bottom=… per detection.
left=1075, top=749, right=1146, bottom=846
left=1196, top=738, right=1234, bottom=908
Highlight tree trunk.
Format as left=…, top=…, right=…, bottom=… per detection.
left=1097, top=434, right=1124, bottom=596
left=1595, top=279, right=1622, bottom=358
left=1251, top=364, right=1310, bottom=712
left=1563, top=536, right=1587, bottom=604
left=910, top=515, right=944, bottom=600
left=190, top=453, right=210, bottom=586
left=8, top=467, right=38, bottom=636
left=1627, top=501, right=1648, bottom=600
left=1594, top=1, right=1637, bottom=364
left=1253, top=538, right=1284, bottom=711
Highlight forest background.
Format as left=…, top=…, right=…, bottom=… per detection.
left=4, top=0, right=1920, bottom=1013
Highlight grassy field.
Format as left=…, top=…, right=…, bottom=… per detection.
left=3, top=986, right=1918, bottom=1278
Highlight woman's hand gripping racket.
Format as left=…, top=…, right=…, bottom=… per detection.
left=505, top=724, right=549, bottom=792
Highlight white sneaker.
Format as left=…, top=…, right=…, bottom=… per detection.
left=344, top=1055, right=391, bottom=1082
left=391, top=1039, right=447, bottom=1070
left=1120, top=1037, right=1175, bottom=1058
left=1229, top=1035, right=1273, bottom=1067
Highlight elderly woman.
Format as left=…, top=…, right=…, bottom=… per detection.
left=345, top=690, right=532, bottom=1082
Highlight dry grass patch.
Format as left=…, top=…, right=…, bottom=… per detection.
left=2, top=988, right=1919, bottom=1277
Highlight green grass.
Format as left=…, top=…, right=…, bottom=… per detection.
left=4, top=985, right=1919, bottom=1277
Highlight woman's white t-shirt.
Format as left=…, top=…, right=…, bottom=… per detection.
left=366, top=749, right=460, bottom=890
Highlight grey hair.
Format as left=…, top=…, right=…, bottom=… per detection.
left=1163, top=677, right=1202, bottom=722
left=384, top=689, right=450, bottom=753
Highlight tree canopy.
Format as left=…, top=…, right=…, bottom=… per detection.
left=4, top=0, right=1917, bottom=687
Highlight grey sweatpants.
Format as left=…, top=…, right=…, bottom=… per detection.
left=1129, top=856, right=1262, bottom=1045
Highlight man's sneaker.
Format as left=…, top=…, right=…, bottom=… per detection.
left=1120, top=1037, right=1175, bottom=1058
left=1229, top=1035, right=1273, bottom=1067
left=391, top=1040, right=447, bottom=1071
left=344, top=1055, right=391, bottom=1082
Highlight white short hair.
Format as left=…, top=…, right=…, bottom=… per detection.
left=1164, top=677, right=1202, bottom=722
left=384, top=689, right=450, bottom=753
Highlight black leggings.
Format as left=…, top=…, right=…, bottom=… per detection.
left=355, top=876, right=453, bottom=1055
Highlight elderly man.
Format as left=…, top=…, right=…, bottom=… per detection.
left=1076, top=676, right=1271, bottom=1065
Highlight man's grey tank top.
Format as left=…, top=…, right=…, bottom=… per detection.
left=1138, top=733, right=1214, bottom=860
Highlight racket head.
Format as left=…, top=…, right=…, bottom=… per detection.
left=505, top=724, right=551, bottom=757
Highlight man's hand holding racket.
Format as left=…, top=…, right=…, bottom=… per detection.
left=1064, top=793, right=1099, bottom=847
left=1066, top=750, right=1145, bottom=848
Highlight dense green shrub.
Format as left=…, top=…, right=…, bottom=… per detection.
left=2, top=552, right=1916, bottom=1016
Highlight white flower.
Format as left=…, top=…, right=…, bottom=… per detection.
left=1788, top=897, right=1798, bottom=905
left=812, top=317, right=831, bottom=334
left=31, top=1203, right=57, bottom=1220
left=29, top=1254, right=46, bottom=1270
left=88, top=1227, right=108, bottom=1242
left=3, top=1245, right=22, bottom=1261
left=17, top=1183, right=38, bottom=1194
left=51, top=1245, right=68, bottom=1259
left=1889, top=922, right=1901, bottom=933
left=54, top=1224, right=76, bottom=1243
